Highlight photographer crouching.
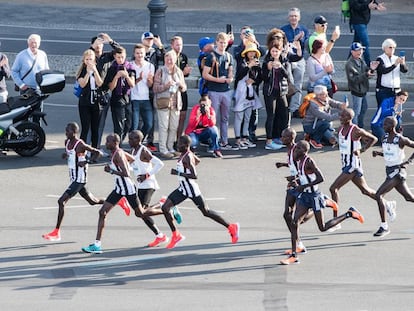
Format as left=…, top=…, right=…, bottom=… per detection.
left=184, top=95, right=223, bottom=158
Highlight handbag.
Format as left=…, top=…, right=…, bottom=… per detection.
left=156, top=97, right=171, bottom=109
left=330, top=78, right=338, bottom=94
left=73, top=81, right=82, bottom=98
left=14, top=55, right=37, bottom=92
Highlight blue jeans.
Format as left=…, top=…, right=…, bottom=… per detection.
left=352, top=24, right=370, bottom=65
left=131, top=99, right=153, bottom=138
left=303, top=120, right=334, bottom=144
left=351, top=95, right=368, bottom=128
left=189, top=126, right=220, bottom=151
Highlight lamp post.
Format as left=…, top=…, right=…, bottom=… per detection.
left=147, top=0, right=168, bottom=43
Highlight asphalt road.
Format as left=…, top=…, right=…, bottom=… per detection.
left=1, top=81, right=414, bottom=310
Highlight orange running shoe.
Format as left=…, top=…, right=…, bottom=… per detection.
left=348, top=207, right=364, bottom=223
left=117, top=197, right=131, bottom=216
left=148, top=233, right=169, bottom=247
left=42, top=229, right=61, bottom=241
left=280, top=255, right=299, bottom=265
left=166, top=231, right=185, bottom=249
left=284, top=246, right=307, bottom=255
left=228, top=223, right=240, bottom=244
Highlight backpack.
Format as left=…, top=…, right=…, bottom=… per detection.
left=341, top=0, right=350, bottom=22
left=298, top=93, right=316, bottom=118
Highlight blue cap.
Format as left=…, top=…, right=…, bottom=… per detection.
left=351, top=42, right=365, bottom=51
left=198, top=37, right=214, bottom=50
left=141, top=31, right=154, bottom=41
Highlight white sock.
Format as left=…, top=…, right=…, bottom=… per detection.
left=156, top=233, right=164, bottom=238
left=95, top=240, right=101, bottom=247
left=381, top=222, right=388, bottom=230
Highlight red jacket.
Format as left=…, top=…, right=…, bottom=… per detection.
left=185, top=104, right=216, bottom=135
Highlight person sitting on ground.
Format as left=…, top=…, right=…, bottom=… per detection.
left=302, top=85, right=347, bottom=149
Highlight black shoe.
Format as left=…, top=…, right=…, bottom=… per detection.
left=373, top=226, right=390, bottom=237
left=292, top=110, right=301, bottom=118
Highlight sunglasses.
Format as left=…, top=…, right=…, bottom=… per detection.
left=319, top=24, right=327, bottom=27
left=272, top=35, right=283, bottom=40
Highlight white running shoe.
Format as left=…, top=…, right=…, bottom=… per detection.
left=385, top=200, right=397, bottom=222
left=327, top=223, right=342, bottom=233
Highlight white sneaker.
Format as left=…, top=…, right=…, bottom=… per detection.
left=385, top=200, right=397, bottom=222
left=327, top=223, right=342, bottom=232
left=242, top=140, right=256, bottom=148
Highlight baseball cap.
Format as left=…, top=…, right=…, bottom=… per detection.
left=198, top=37, right=214, bottom=50
left=141, top=31, right=154, bottom=41
left=351, top=42, right=365, bottom=51
left=314, top=15, right=327, bottom=24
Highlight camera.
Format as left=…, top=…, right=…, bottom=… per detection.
left=200, top=103, right=207, bottom=115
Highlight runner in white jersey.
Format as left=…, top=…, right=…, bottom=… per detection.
left=158, top=135, right=240, bottom=249
left=329, top=109, right=380, bottom=221
left=42, top=122, right=104, bottom=242
left=372, top=116, right=414, bottom=237
left=280, top=140, right=365, bottom=265
left=82, top=133, right=166, bottom=254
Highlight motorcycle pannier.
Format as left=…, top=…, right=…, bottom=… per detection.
left=36, top=70, right=66, bottom=94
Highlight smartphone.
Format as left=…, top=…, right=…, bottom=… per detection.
left=119, top=65, right=124, bottom=70
left=400, top=50, right=406, bottom=57
left=226, top=24, right=233, bottom=34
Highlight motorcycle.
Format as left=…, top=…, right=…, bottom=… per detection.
left=0, top=70, right=65, bottom=157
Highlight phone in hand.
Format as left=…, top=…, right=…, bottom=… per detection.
left=226, top=24, right=233, bottom=34
left=399, top=50, right=406, bottom=57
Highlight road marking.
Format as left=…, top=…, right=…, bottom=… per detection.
left=44, top=102, right=77, bottom=108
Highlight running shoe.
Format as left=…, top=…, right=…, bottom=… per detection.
left=373, top=226, right=390, bottom=237
left=327, top=223, right=342, bottom=232
left=228, top=223, right=240, bottom=244
left=42, top=229, right=61, bottom=241
left=284, top=246, right=307, bottom=255
left=309, top=139, right=323, bottom=149
left=235, top=142, right=248, bottom=150
left=117, top=197, right=131, bottom=216
left=242, top=140, right=256, bottom=148
left=385, top=200, right=397, bottom=222
left=147, top=142, right=157, bottom=152
left=82, top=243, right=103, bottom=254
left=213, top=150, right=223, bottom=158
left=166, top=231, right=185, bottom=249
left=348, top=207, right=364, bottom=223
left=265, top=141, right=284, bottom=150
left=172, top=206, right=183, bottom=224
left=280, top=254, right=299, bottom=265
left=220, top=143, right=235, bottom=150
left=148, top=233, right=169, bottom=247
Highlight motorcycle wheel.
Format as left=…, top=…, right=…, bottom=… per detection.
left=11, top=122, right=46, bottom=157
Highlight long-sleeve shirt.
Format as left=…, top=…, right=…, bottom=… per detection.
left=11, top=48, right=49, bottom=89
left=185, top=104, right=216, bottom=135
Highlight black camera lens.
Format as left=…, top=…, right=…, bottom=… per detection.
left=200, top=103, right=206, bottom=115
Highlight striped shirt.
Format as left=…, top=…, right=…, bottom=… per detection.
left=66, top=139, right=87, bottom=183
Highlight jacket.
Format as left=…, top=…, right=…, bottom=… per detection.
left=302, top=97, right=343, bottom=127
left=185, top=104, right=216, bottom=135
left=345, top=56, right=370, bottom=97
left=261, top=53, right=292, bottom=97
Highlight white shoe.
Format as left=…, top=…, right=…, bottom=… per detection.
left=327, top=223, right=342, bottom=233
left=385, top=200, right=397, bottom=222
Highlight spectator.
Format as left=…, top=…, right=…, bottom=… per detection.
left=233, top=26, right=266, bottom=142
left=141, top=31, right=166, bottom=152
left=349, top=0, right=386, bottom=65
left=153, top=50, right=187, bottom=159
left=130, top=43, right=155, bottom=140
left=262, top=44, right=293, bottom=150
left=103, top=46, right=135, bottom=142
left=280, top=8, right=310, bottom=117
left=345, top=42, right=377, bottom=128
left=185, top=95, right=222, bottom=158
left=375, top=38, right=408, bottom=107
left=302, top=85, right=347, bottom=149
left=202, top=32, right=234, bottom=150
left=307, top=39, right=335, bottom=97
left=233, top=43, right=262, bottom=150
left=76, top=49, right=104, bottom=148
left=197, top=37, right=215, bottom=96
left=308, top=15, right=340, bottom=54
left=11, top=34, right=49, bottom=124
left=89, top=33, right=121, bottom=149
left=0, top=49, right=10, bottom=103
left=170, top=36, right=192, bottom=141
left=371, top=90, right=408, bottom=142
